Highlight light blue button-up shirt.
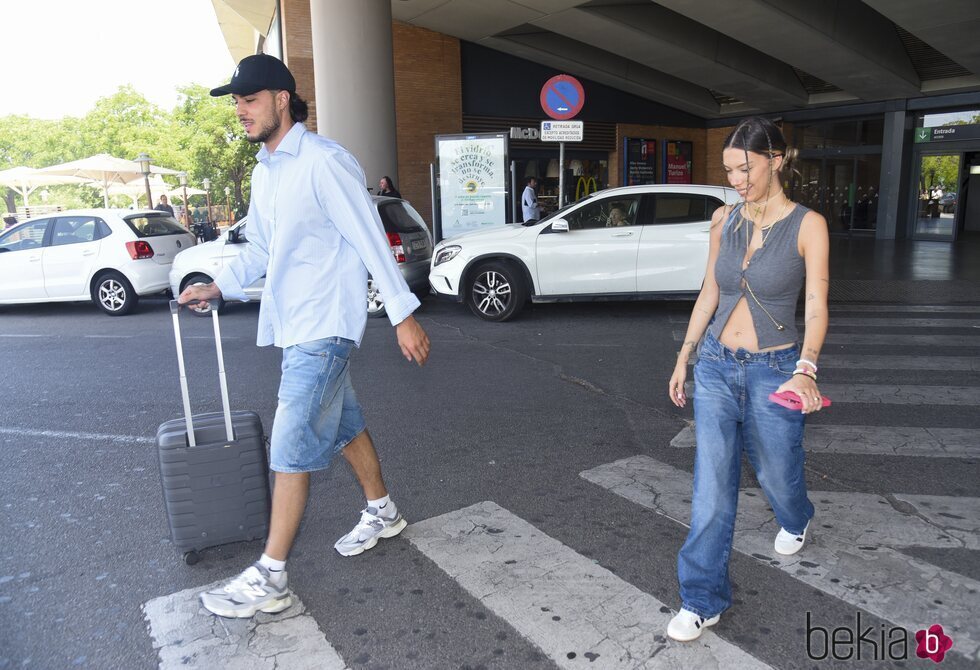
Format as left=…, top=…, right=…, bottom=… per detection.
left=214, top=122, right=420, bottom=348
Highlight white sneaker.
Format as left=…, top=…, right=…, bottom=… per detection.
left=774, top=521, right=809, bottom=555
left=667, top=608, right=720, bottom=642
left=199, top=563, right=292, bottom=619
left=334, top=506, right=408, bottom=557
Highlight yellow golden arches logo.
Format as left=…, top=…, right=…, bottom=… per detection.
left=464, top=180, right=479, bottom=194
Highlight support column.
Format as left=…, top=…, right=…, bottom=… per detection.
left=877, top=110, right=908, bottom=240
left=309, top=0, right=397, bottom=191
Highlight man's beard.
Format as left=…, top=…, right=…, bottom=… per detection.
left=249, top=114, right=282, bottom=144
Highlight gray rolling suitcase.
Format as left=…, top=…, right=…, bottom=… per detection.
left=156, top=300, right=271, bottom=565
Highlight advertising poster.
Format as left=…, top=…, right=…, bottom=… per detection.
left=624, top=138, right=657, bottom=186
left=436, top=133, right=508, bottom=241
left=664, top=140, right=693, bottom=184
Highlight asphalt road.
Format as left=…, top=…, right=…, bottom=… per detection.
left=1, top=295, right=978, bottom=669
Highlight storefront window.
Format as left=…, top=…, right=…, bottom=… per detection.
left=921, top=109, right=980, bottom=127
left=791, top=118, right=882, bottom=234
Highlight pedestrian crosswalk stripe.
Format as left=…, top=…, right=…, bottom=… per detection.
left=669, top=424, right=980, bottom=458
left=581, top=456, right=980, bottom=662
left=681, top=381, right=980, bottom=405
left=817, top=354, right=979, bottom=371
left=405, top=501, right=772, bottom=669
left=143, top=584, right=348, bottom=670
left=796, top=317, right=980, bottom=328
left=827, top=304, right=980, bottom=314
left=669, top=313, right=980, bottom=328
left=673, top=330, right=980, bottom=347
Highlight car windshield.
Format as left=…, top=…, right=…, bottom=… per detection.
left=528, top=199, right=581, bottom=226
left=124, top=213, right=187, bottom=237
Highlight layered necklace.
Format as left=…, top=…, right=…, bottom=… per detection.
left=741, top=193, right=792, bottom=331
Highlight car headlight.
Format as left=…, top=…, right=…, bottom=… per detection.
left=433, top=245, right=462, bottom=266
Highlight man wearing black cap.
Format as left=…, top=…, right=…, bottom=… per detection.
left=179, top=54, right=431, bottom=619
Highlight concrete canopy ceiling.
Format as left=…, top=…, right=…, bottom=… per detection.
left=391, top=0, right=980, bottom=119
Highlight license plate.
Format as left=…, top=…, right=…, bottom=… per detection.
left=411, top=239, right=427, bottom=250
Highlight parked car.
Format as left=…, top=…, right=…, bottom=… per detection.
left=169, top=196, right=432, bottom=317
left=0, top=209, right=196, bottom=315
left=429, top=184, right=740, bottom=321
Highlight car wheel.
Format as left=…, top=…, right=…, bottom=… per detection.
left=92, top=271, right=139, bottom=316
left=182, top=273, right=224, bottom=317
left=466, top=261, right=526, bottom=322
left=367, top=278, right=387, bottom=318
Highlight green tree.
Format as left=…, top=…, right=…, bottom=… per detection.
left=172, top=84, right=256, bottom=214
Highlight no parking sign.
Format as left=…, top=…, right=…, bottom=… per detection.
left=540, top=75, right=585, bottom=120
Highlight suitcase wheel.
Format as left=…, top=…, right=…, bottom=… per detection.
left=183, top=550, right=200, bottom=566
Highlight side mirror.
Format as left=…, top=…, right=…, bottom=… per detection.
left=227, top=229, right=238, bottom=243
left=551, top=219, right=570, bottom=233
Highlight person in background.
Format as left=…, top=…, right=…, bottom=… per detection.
left=378, top=176, right=401, bottom=199
left=155, top=194, right=175, bottom=216
left=522, top=176, right=540, bottom=224
left=179, top=53, right=430, bottom=620
left=665, top=116, right=829, bottom=642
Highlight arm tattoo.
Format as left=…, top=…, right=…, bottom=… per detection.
left=806, top=292, right=816, bottom=301
left=805, top=347, right=820, bottom=357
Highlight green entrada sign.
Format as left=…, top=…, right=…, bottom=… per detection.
left=915, top=124, right=980, bottom=143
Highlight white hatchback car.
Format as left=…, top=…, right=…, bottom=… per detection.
left=430, top=184, right=740, bottom=321
left=0, top=209, right=196, bottom=315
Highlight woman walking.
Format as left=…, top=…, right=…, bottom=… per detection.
left=666, top=116, right=830, bottom=641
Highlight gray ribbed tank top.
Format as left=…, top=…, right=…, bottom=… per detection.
left=708, top=202, right=808, bottom=348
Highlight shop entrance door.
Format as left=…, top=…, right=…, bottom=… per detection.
left=914, top=153, right=961, bottom=240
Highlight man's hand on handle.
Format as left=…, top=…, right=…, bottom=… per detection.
left=177, top=281, right=223, bottom=311
left=396, top=315, right=430, bottom=366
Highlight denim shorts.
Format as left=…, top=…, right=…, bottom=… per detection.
left=269, top=337, right=366, bottom=473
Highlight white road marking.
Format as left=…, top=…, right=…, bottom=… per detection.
left=83, top=334, right=132, bottom=339
left=681, top=381, right=980, bottom=405
left=406, top=501, right=771, bottom=669
left=669, top=313, right=980, bottom=327
left=143, top=584, right=348, bottom=670
left=828, top=305, right=980, bottom=313
left=0, top=334, right=46, bottom=338
left=581, top=456, right=980, bottom=662
left=673, top=330, right=980, bottom=347
left=817, top=354, right=979, bottom=371
left=669, top=424, right=980, bottom=458
left=0, top=427, right=154, bottom=444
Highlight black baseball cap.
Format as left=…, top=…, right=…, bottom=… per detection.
left=210, top=54, right=296, bottom=97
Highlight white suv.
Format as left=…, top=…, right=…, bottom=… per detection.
left=0, top=209, right=197, bottom=315
left=429, top=184, right=740, bottom=321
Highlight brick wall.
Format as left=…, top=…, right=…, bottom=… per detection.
left=392, top=22, right=462, bottom=228
left=281, top=0, right=317, bottom=132
left=610, top=125, right=709, bottom=186
left=706, top=126, right=733, bottom=187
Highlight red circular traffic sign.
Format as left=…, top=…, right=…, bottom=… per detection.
left=540, top=75, right=585, bottom=120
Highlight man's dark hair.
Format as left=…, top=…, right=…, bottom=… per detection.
left=288, top=92, right=309, bottom=123
left=526, top=176, right=537, bottom=185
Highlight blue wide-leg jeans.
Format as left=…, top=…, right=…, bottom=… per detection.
left=677, top=331, right=814, bottom=619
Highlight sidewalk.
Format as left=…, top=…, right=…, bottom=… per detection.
left=829, top=235, right=980, bottom=303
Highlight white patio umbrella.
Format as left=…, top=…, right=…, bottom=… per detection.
left=87, top=174, right=172, bottom=208
left=165, top=185, right=207, bottom=202
left=40, top=154, right=179, bottom=207
left=0, top=166, right=91, bottom=206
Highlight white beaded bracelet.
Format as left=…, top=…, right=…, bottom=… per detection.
left=795, top=358, right=818, bottom=372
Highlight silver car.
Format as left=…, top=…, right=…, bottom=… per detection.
left=169, top=196, right=432, bottom=317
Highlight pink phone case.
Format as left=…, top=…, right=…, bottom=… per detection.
left=768, top=390, right=832, bottom=409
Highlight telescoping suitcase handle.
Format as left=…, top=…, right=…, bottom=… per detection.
left=169, top=299, right=234, bottom=447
